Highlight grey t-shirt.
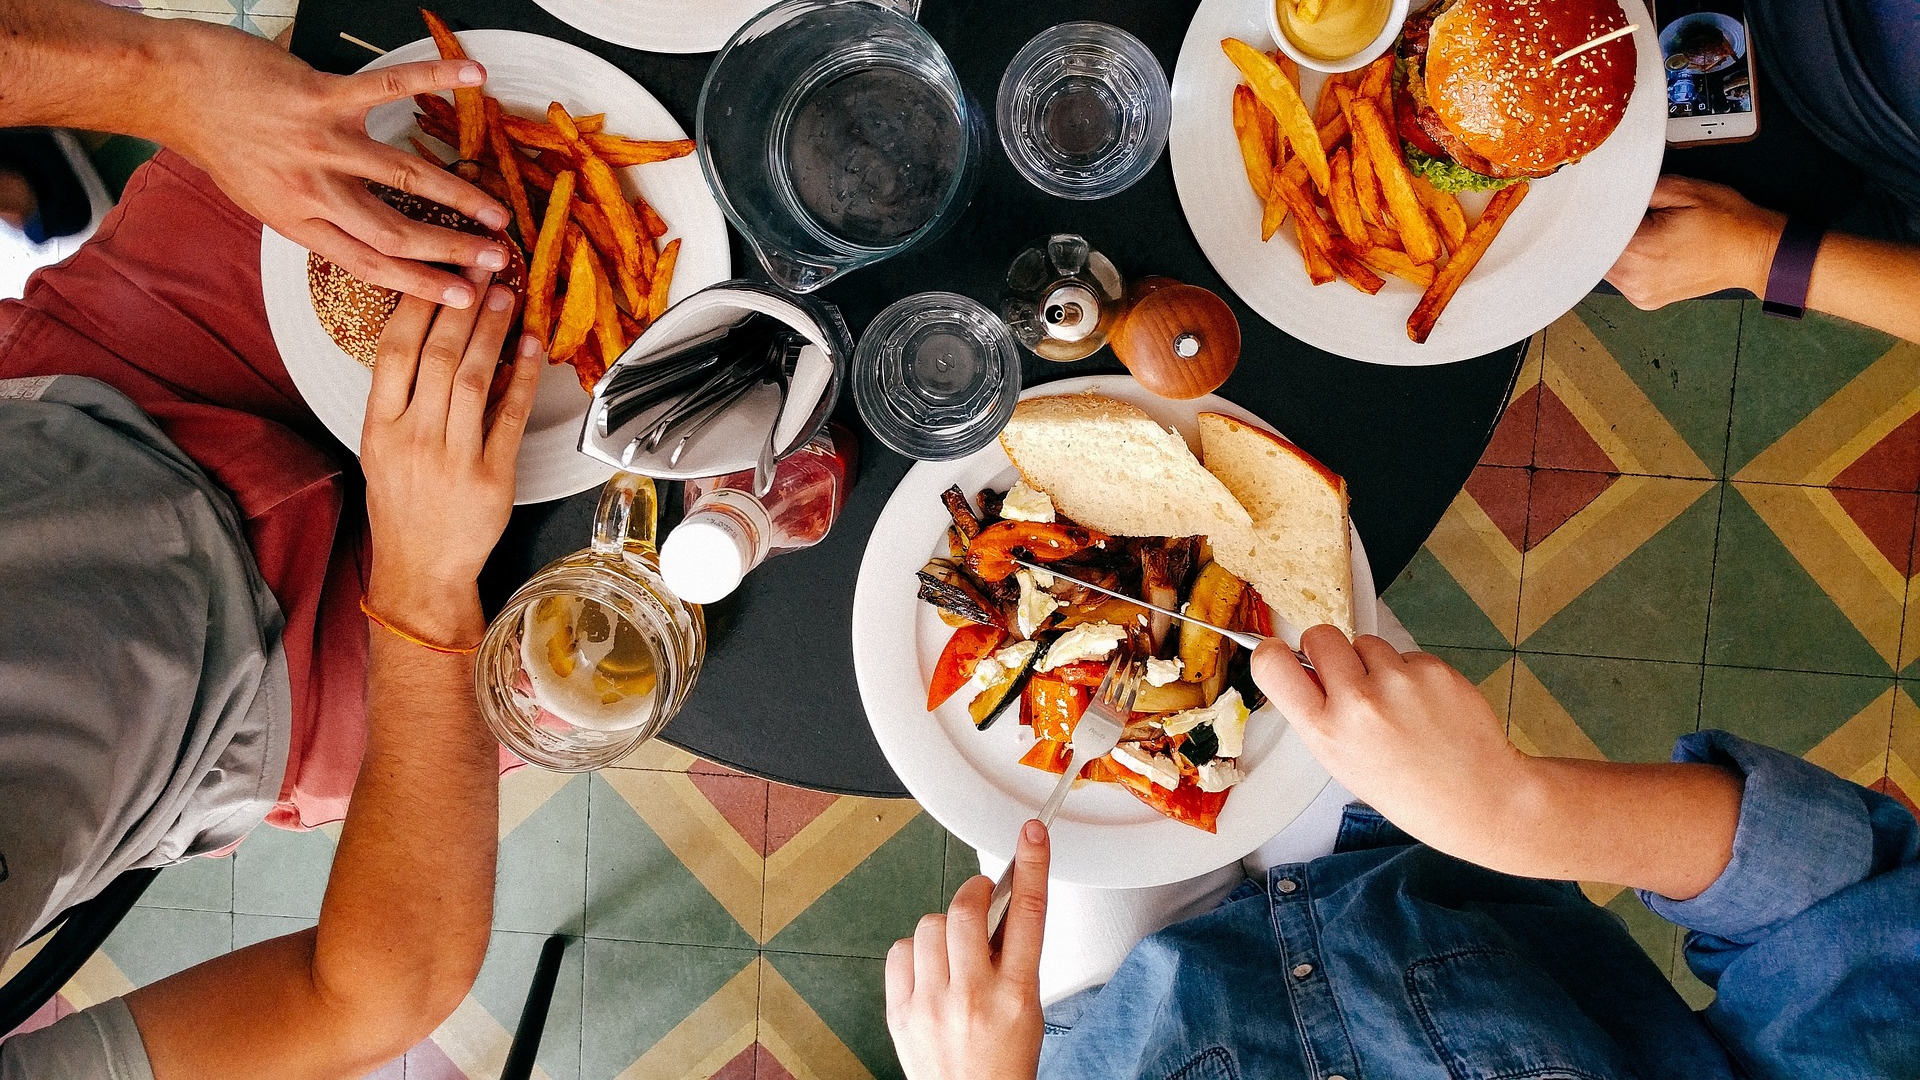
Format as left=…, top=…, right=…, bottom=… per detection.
left=0, top=374, right=289, bottom=959
left=0, top=998, right=153, bottom=1080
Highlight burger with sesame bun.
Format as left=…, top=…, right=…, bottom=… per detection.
left=307, top=183, right=527, bottom=369
left=1394, top=0, right=1636, bottom=193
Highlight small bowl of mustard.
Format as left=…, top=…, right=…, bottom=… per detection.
left=1267, top=0, right=1409, bottom=73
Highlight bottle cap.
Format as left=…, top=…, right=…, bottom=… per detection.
left=659, top=518, right=749, bottom=604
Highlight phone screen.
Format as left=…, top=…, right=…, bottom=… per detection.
left=1657, top=0, right=1755, bottom=118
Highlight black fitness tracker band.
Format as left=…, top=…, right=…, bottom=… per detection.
left=1762, top=216, right=1825, bottom=320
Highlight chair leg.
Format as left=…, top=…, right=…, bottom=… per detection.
left=499, top=934, right=569, bottom=1080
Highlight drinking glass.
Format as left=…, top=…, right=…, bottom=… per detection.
left=852, top=291, right=1021, bottom=461
left=996, top=22, right=1171, bottom=200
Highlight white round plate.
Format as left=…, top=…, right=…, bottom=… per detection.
left=852, top=375, right=1378, bottom=888
left=260, top=30, right=731, bottom=505
left=529, top=0, right=774, bottom=53
left=1169, top=0, right=1664, bottom=365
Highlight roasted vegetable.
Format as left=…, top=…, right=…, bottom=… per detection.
left=1132, top=679, right=1206, bottom=715
left=1026, top=676, right=1089, bottom=742
left=968, top=645, right=1038, bottom=730
left=1178, top=562, right=1248, bottom=683
left=927, top=624, right=1004, bottom=711
left=917, top=559, right=1003, bottom=629
left=1057, top=593, right=1153, bottom=634
left=941, top=485, right=984, bottom=545
left=965, top=521, right=1105, bottom=582
left=979, top=487, right=1006, bottom=522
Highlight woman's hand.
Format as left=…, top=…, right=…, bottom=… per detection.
left=360, top=272, right=542, bottom=643
left=159, top=23, right=511, bottom=306
left=1253, top=628, right=1535, bottom=859
left=887, top=821, right=1049, bottom=1080
left=1605, top=174, right=1785, bottom=309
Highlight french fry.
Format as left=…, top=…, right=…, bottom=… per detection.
left=548, top=103, right=647, bottom=311
left=484, top=97, right=538, bottom=248
left=576, top=113, right=606, bottom=133
left=1356, top=52, right=1394, bottom=107
left=1349, top=124, right=1389, bottom=227
left=1356, top=245, right=1437, bottom=288
left=1277, top=112, right=1347, bottom=190
left=1272, top=177, right=1337, bottom=285
left=1232, top=85, right=1276, bottom=200
left=1261, top=189, right=1288, bottom=242
left=1409, top=181, right=1529, bottom=343
left=421, top=10, right=485, bottom=161
left=1347, top=97, right=1441, bottom=264
left=414, top=92, right=458, bottom=134
left=519, top=152, right=556, bottom=191
left=415, top=111, right=457, bottom=148
left=1313, top=68, right=1361, bottom=127
left=1254, top=94, right=1281, bottom=166
left=551, top=241, right=598, bottom=362
left=470, top=166, right=511, bottom=207
left=1327, top=148, right=1367, bottom=243
left=648, top=238, right=680, bottom=323
left=500, top=115, right=696, bottom=166
left=1272, top=50, right=1300, bottom=90
left=409, top=136, right=448, bottom=168
left=1412, top=175, right=1469, bottom=250
left=1367, top=222, right=1404, bottom=250
left=525, top=170, right=575, bottom=346
left=1222, top=38, right=1328, bottom=193
left=631, top=197, right=659, bottom=279
left=569, top=335, right=609, bottom=393
left=588, top=245, right=625, bottom=366
left=618, top=307, right=648, bottom=340
left=636, top=198, right=669, bottom=242
left=1327, top=238, right=1386, bottom=295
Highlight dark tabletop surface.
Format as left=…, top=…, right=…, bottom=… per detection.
left=292, top=0, right=1527, bottom=796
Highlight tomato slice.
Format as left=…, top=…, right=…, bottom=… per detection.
left=1017, top=737, right=1072, bottom=774
left=927, top=623, right=1005, bottom=711
left=1105, top=768, right=1230, bottom=833
left=963, top=520, right=1105, bottom=582
left=1025, top=676, right=1089, bottom=742
left=1048, top=660, right=1111, bottom=686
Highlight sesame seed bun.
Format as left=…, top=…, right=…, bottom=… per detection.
left=1423, top=0, right=1635, bottom=179
left=306, top=183, right=526, bottom=369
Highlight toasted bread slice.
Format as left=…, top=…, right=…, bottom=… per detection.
left=1198, top=412, right=1354, bottom=635
left=998, top=394, right=1254, bottom=545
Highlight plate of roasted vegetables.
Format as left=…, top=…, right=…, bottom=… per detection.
left=852, top=376, right=1376, bottom=888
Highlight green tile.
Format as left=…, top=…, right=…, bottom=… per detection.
left=467, top=932, right=583, bottom=1080
left=580, top=940, right=755, bottom=1080
left=140, top=852, right=233, bottom=912
left=497, top=775, right=588, bottom=936
left=1707, top=486, right=1893, bottom=676
left=232, top=913, right=313, bottom=951
left=1728, top=306, right=1901, bottom=475
left=1700, top=666, right=1892, bottom=757
left=1384, top=546, right=1516, bottom=652
left=584, top=775, right=756, bottom=949
left=942, top=830, right=980, bottom=906
left=1522, top=653, right=1702, bottom=762
left=1522, top=484, right=1720, bottom=664
left=1603, top=889, right=1678, bottom=974
left=99, top=907, right=230, bottom=988
left=1426, top=644, right=1516, bottom=686
left=1576, top=295, right=1741, bottom=475
left=83, top=135, right=159, bottom=202
left=766, top=951, right=901, bottom=1080
left=1670, top=945, right=1718, bottom=1010
left=232, top=825, right=336, bottom=919
left=767, top=812, right=945, bottom=959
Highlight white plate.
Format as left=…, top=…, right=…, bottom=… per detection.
left=852, top=375, right=1378, bottom=888
left=529, top=0, right=775, bottom=53
left=260, top=30, right=731, bottom=505
left=1169, top=0, right=1664, bottom=365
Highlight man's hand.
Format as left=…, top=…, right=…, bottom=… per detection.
left=1605, top=174, right=1784, bottom=309
left=360, top=273, right=541, bottom=643
left=887, top=820, right=1049, bottom=1080
left=162, top=24, right=512, bottom=306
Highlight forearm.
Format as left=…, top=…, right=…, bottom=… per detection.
left=1803, top=233, right=1920, bottom=344
left=1434, top=757, right=1743, bottom=901
left=0, top=0, right=214, bottom=147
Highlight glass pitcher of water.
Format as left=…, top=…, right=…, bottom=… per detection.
left=475, top=472, right=705, bottom=771
left=697, top=0, right=985, bottom=292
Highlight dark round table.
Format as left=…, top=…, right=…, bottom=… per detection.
left=291, top=0, right=1526, bottom=796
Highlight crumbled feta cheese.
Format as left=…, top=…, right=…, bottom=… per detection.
left=1144, top=657, right=1183, bottom=686
left=1111, top=742, right=1180, bottom=790
left=1038, top=621, right=1127, bottom=671
left=1031, top=567, right=1055, bottom=588
left=1160, top=688, right=1250, bottom=758
left=964, top=640, right=1038, bottom=695
left=1196, top=760, right=1244, bottom=793
left=1015, top=569, right=1061, bottom=639
left=999, top=481, right=1056, bottom=523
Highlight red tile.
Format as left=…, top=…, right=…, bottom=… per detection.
left=1833, top=412, right=1920, bottom=492
left=1533, top=383, right=1618, bottom=473
left=712, top=1044, right=758, bottom=1080
left=1873, top=776, right=1917, bottom=817
left=1527, top=470, right=1618, bottom=551
left=686, top=772, right=771, bottom=854
left=1462, top=465, right=1532, bottom=552
left=1829, top=488, right=1919, bottom=578
left=756, top=1043, right=803, bottom=1080
left=1480, top=384, right=1539, bottom=467
left=766, top=784, right=840, bottom=856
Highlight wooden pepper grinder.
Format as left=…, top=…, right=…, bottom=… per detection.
left=1109, top=276, right=1240, bottom=399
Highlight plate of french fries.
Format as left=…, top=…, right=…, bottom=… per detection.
left=260, top=24, right=729, bottom=504
left=1169, top=0, right=1663, bottom=365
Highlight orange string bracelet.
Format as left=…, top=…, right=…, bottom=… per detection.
left=359, top=596, right=482, bottom=655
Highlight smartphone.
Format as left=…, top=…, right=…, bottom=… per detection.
left=1656, top=0, right=1761, bottom=145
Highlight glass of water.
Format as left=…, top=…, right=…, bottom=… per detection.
left=996, top=22, right=1172, bottom=201
left=852, top=292, right=1021, bottom=461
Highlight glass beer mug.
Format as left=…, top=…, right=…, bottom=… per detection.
left=476, top=472, right=705, bottom=771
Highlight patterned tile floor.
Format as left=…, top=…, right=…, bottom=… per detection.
left=13, top=2, right=1913, bottom=1076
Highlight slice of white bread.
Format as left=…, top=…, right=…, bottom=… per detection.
left=998, top=394, right=1254, bottom=544
left=1198, top=412, right=1355, bottom=635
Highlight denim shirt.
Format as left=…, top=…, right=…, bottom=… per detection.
left=1038, top=731, right=1920, bottom=1079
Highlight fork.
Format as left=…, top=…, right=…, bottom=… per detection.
left=984, top=652, right=1142, bottom=939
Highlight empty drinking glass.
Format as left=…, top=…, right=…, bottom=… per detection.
left=996, top=22, right=1171, bottom=200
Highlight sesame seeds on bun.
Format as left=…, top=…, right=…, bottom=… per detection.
left=1423, top=0, right=1635, bottom=178
left=306, top=183, right=527, bottom=368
